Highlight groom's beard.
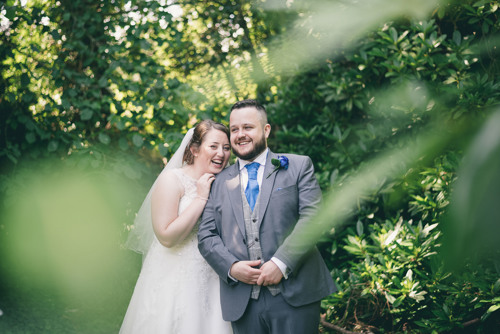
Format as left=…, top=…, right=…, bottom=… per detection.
left=232, top=135, right=267, bottom=161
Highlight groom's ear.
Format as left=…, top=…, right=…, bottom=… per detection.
left=264, top=124, right=271, bottom=139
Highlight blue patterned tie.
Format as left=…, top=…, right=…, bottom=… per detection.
left=245, top=162, right=260, bottom=211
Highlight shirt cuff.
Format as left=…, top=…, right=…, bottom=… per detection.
left=271, top=257, right=289, bottom=279
left=228, top=262, right=238, bottom=282
left=228, top=270, right=238, bottom=282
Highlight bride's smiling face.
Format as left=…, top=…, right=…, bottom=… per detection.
left=193, top=129, right=231, bottom=174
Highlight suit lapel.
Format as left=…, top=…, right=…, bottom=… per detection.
left=226, top=162, right=246, bottom=236
left=258, top=150, right=278, bottom=227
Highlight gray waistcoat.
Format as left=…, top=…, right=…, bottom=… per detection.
left=240, top=184, right=280, bottom=299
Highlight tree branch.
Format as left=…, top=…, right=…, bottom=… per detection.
left=320, top=314, right=366, bottom=334
left=462, top=318, right=480, bottom=328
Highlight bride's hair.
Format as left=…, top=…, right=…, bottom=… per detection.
left=183, top=120, right=230, bottom=165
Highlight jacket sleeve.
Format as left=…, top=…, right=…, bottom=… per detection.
left=198, top=180, right=240, bottom=285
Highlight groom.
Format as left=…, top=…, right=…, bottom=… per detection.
left=198, top=99, right=335, bottom=333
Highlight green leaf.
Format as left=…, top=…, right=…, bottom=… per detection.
left=343, top=245, right=361, bottom=255
left=25, top=133, right=36, bottom=144
left=333, top=125, right=342, bottom=141
left=98, top=133, right=111, bottom=145
left=443, top=304, right=450, bottom=316
left=81, top=109, right=93, bottom=120
left=22, top=92, right=35, bottom=103
left=5, top=5, right=16, bottom=19
left=447, top=110, right=500, bottom=260
left=356, top=220, right=364, bottom=236
left=452, top=30, right=462, bottom=46
left=390, top=27, right=398, bottom=43
left=330, top=241, right=337, bottom=255
left=132, top=134, right=144, bottom=147
left=6, top=152, right=18, bottom=164
left=385, top=293, right=396, bottom=304
left=98, top=76, right=108, bottom=87
left=48, top=140, right=58, bottom=152
left=437, top=5, right=446, bottom=19
left=482, top=21, right=490, bottom=34
left=494, top=278, right=500, bottom=293
left=158, top=143, right=169, bottom=156
left=486, top=304, right=500, bottom=314
left=119, top=137, right=129, bottom=151
left=393, top=295, right=405, bottom=308
left=67, top=88, right=77, bottom=97
left=21, top=73, right=30, bottom=87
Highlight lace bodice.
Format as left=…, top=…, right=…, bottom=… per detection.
left=169, top=168, right=200, bottom=248
left=172, top=168, right=197, bottom=214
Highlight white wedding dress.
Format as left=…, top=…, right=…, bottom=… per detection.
left=120, top=169, right=233, bottom=333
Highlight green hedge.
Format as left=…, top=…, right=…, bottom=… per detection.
left=266, top=1, right=500, bottom=332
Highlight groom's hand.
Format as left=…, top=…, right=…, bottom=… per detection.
left=230, top=260, right=262, bottom=284
left=257, top=261, right=283, bottom=286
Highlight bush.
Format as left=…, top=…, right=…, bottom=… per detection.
left=267, top=2, right=500, bottom=332
left=323, top=215, right=500, bottom=333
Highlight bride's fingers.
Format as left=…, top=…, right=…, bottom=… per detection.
left=197, top=174, right=216, bottom=197
left=201, top=173, right=215, bottom=183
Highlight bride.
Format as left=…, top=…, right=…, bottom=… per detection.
left=120, top=120, right=233, bottom=333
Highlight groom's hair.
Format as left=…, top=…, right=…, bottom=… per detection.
left=183, top=120, right=230, bottom=165
left=231, top=99, right=268, bottom=126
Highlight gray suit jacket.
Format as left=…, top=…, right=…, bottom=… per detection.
left=198, top=150, right=336, bottom=322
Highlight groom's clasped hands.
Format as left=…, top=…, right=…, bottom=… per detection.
left=230, top=260, right=284, bottom=286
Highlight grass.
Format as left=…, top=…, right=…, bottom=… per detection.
left=0, top=249, right=142, bottom=333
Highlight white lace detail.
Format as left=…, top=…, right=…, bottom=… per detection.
left=171, top=168, right=199, bottom=248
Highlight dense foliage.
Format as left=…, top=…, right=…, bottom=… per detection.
left=266, top=1, right=500, bottom=332
left=1, top=0, right=499, bottom=333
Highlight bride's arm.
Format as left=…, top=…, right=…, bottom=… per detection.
left=151, top=170, right=213, bottom=248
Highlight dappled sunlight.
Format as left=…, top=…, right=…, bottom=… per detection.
left=265, top=0, right=441, bottom=73
left=194, top=0, right=444, bottom=97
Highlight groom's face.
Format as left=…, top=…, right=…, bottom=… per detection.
left=229, top=107, right=271, bottom=161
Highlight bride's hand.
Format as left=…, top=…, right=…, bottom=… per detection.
left=196, top=173, right=215, bottom=200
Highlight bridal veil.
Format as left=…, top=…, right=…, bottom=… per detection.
left=124, top=128, right=194, bottom=256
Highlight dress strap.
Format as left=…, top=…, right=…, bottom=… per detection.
left=172, top=168, right=197, bottom=196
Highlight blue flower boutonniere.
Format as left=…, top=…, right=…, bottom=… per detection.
left=266, top=155, right=289, bottom=178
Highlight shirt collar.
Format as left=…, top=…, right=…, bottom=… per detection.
left=238, top=148, right=269, bottom=171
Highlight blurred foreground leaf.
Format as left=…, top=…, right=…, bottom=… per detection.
left=2, top=164, right=131, bottom=302
left=443, top=109, right=500, bottom=265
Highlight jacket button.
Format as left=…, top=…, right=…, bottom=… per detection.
left=252, top=219, right=257, bottom=223
left=255, top=237, right=259, bottom=242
